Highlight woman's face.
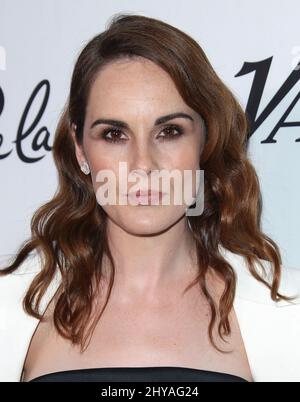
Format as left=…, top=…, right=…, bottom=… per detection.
left=72, top=57, right=206, bottom=235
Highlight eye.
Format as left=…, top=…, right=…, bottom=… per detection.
left=100, top=128, right=128, bottom=143
left=157, top=125, right=184, bottom=141
left=100, top=124, right=184, bottom=144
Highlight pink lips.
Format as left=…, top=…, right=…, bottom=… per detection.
left=127, top=189, right=165, bottom=204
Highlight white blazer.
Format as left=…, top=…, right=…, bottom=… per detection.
left=0, top=246, right=300, bottom=382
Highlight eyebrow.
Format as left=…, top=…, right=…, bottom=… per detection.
left=89, top=112, right=194, bottom=130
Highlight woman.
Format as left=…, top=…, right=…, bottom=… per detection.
left=1, top=13, right=300, bottom=383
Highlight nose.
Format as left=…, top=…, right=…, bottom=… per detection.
left=129, top=142, right=158, bottom=177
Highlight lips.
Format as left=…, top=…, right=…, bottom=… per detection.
left=135, top=189, right=160, bottom=197
left=127, top=189, right=165, bottom=204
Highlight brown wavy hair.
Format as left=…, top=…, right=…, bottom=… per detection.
left=0, top=12, right=295, bottom=353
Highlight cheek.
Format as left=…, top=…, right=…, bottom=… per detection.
left=166, top=146, right=201, bottom=205
left=167, top=144, right=200, bottom=171
left=86, top=152, right=120, bottom=200
left=86, top=144, right=119, bottom=179
left=88, top=145, right=119, bottom=169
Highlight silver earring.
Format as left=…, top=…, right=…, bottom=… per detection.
left=80, top=161, right=90, bottom=175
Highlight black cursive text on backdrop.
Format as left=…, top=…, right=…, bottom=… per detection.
left=0, top=79, right=52, bottom=162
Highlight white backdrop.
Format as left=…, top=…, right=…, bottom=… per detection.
left=0, top=0, right=299, bottom=268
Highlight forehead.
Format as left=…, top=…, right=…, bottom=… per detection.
left=85, top=58, right=195, bottom=120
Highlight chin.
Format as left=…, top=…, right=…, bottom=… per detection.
left=106, top=205, right=185, bottom=235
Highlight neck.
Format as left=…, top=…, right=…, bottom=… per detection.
left=103, top=216, right=197, bottom=302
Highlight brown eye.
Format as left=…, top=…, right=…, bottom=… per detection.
left=101, top=128, right=127, bottom=143
left=158, top=125, right=184, bottom=140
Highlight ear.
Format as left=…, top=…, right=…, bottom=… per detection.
left=70, top=123, right=86, bottom=167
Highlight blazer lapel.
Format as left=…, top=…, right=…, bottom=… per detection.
left=220, top=246, right=300, bottom=382
left=0, top=253, right=61, bottom=382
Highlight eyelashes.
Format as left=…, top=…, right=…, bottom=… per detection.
left=99, top=124, right=184, bottom=144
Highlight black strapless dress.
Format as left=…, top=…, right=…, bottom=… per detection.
left=28, top=366, right=249, bottom=382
